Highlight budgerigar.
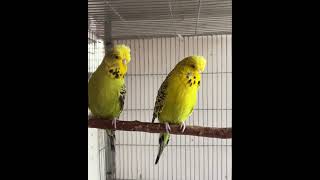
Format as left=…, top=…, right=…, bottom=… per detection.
left=88, top=44, right=131, bottom=151
left=152, top=56, right=206, bottom=164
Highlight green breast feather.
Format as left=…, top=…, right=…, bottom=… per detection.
left=153, top=72, right=199, bottom=125
left=88, top=68, right=125, bottom=119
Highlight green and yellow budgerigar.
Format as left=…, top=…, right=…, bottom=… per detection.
left=88, top=44, right=131, bottom=151
left=152, top=55, right=206, bottom=164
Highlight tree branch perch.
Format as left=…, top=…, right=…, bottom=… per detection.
left=88, top=118, right=232, bottom=139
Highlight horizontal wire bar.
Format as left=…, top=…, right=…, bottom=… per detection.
left=117, top=144, right=232, bottom=147
left=122, top=108, right=232, bottom=111
left=125, top=72, right=232, bottom=76
left=89, top=1, right=231, bottom=6
left=99, top=144, right=231, bottom=151
left=108, top=32, right=232, bottom=40
left=88, top=72, right=232, bottom=75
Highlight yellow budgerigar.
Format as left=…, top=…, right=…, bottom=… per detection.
left=152, top=55, right=206, bottom=164
left=88, top=44, right=131, bottom=151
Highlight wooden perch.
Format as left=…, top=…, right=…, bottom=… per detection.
left=88, top=118, right=232, bottom=139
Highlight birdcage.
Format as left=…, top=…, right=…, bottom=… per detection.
left=88, top=0, right=232, bottom=180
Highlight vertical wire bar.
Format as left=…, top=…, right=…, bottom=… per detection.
left=139, top=38, right=142, bottom=179
left=150, top=38, right=153, bottom=179
left=215, top=35, right=218, bottom=180
left=149, top=38, right=151, bottom=178
left=207, top=35, right=210, bottom=180
left=186, top=36, right=190, bottom=180
left=120, top=39, right=124, bottom=179
left=174, top=37, right=178, bottom=180
left=103, top=129, right=107, bottom=180
left=212, top=34, right=215, bottom=180
left=134, top=38, right=137, bottom=179
left=120, top=39, right=123, bottom=179
left=104, top=130, right=106, bottom=180
left=136, top=38, right=139, bottom=179
left=146, top=39, right=149, bottom=179
left=209, top=35, right=212, bottom=180
left=143, top=39, right=146, bottom=179
left=172, top=37, right=176, bottom=180
left=137, top=38, right=140, bottom=179
left=98, top=131, right=101, bottom=180
left=159, top=37, right=162, bottom=180
left=143, top=38, right=147, bottom=179
left=139, top=38, right=148, bottom=180
left=114, top=39, right=117, bottom=180
left=129, top=39, right=132, bottom=180
left=204, top=35, right=207, bottom=180
left=189, top=35, right=193, bottom=180
left=88, top=31, right=90, bottom=73
left=195, top=35, right=198, bottom=180
left=225, top=35, right=228, bottom=180
left=150, top=37, right=153, bottom=178
left=136, top=39, right=139, bottom=177
left=231, top=35, right=232, bottom=180
left=89, top=32, right=93, bottom=72
left=167, top=37, right=171, bottom=180
left=125, top=39, right=130, bottom=179
left=202, top=35, right=205, bottom=180
left=148, top=38, right=156, bottom=177
left=156, top=37, right=160, bottom=180
left=220, top=34, right=223, bottom=180
left=92, top=32, right=94, bottom=72
left=177, top=36, right=181, bottom=180
left=118, top=40, right=121, bottom=180
left=129, top=39, right=134, bottom=179
left=197, top=35, right=200, bottom=180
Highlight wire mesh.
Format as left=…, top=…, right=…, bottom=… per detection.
left=88, top=0, right=232, bottom=40
left=88, top=0, right=232, bottom=180
left=88, top=33, right=232, bottom=180
left=88, top=29, right=107, bottom=180
left=110, top=34, right=232, bottom=180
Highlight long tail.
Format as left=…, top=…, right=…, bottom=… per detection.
left=155, top=133, right=170, bottom=165
left=106, top=129, right=116, bottom=152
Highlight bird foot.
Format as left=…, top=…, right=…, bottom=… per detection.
left=165, top=122, right=171, bottom=133
left=179, top=122, right=186, bottom=133
left=112, top=119, right=117, bottom=129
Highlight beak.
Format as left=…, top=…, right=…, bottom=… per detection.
left=122, top=59, right=127, bottom=65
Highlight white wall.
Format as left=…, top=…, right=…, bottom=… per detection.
left=88, top=128, right=99, bottom=180
left=111, top=35, right=232, bottom=180
left=88, top=30, right=105, bottom=180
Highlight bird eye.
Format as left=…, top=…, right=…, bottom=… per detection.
left=115, top=55, right=119, bottom=59
left=191, top=64, right=196, bottom=69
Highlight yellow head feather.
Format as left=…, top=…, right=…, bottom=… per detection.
left=176, top=55, right=207, bottom=73
left=99, top=44, right=131, bottom=77
left=110, top=44, right=131, bottom=64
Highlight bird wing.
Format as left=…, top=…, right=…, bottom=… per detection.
left=152, top=73, right=173, bottom=123
left=119, top=84, right=126, bottom=116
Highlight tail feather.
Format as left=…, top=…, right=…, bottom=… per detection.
left=155, top=154, right=161, bottom=165
left=106, top=130, right=116, bottom=152
left=155, top=133, right=170, bottom=165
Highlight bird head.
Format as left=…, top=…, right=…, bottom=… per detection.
left=175, top=55, right=206, bottom=77
left=102, top=44, right=131, bottom=79
left=173, top=55, right=206, bottom=87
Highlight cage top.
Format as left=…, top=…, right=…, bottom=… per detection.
left=88, top=0, right=231, bottom=40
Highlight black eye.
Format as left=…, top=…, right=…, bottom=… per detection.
left=115, top=55, right=119, bottom=59
left=191, top=64, right=196, bottom=69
